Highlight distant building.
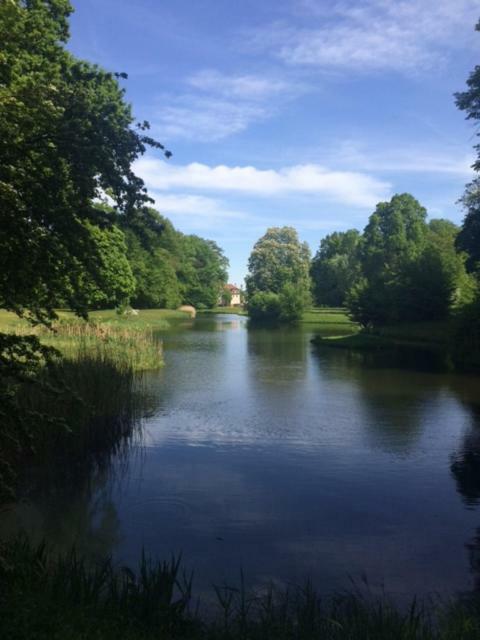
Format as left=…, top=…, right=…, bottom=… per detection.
left=220, top=284, right=243, bottom=307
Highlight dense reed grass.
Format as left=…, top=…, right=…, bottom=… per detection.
left=13, top=319, right=164, bottom=371
left=0, top=320, right=162, bottom=501
left=1, top=537, right=480, bottom=639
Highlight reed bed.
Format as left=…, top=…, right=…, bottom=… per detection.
left=13, top=319, right=164, bottom=371
left=0, top=320, right=161, bottom=501
left=1, top=537, right=479, bottom=640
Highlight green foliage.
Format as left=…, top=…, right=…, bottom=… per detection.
left=246, top=227, right=311, bottom=323
left=127, top=232, right=182, bottom=309
left=311, top=229, right=362, bottom=306
left=455, top=20, right=480, bottom=177
left=278, top=283, right=306, bottom=324
left=2, top=536, right=480, bottom=640
left=450, top=20, right=480, bottom=367
left=123, top=207, right=228, bottom=310
left=456, top=180, right=480, bottom=274
left=361, top=193, right=427, bottom=281
left=248, top=291, right=283, bottom=323
left=0, top=0, right=169, bottom=324
left=177, top=235, right=229, bottom=308
left=347, top=193, right=428, bottom=325
left=0, top=320, right=161, bottom=500
left=221, top=289, right=233, bottom=306
left=346, top=195, right=468, bottom=326
left=451, top=291, right=480, bottom=370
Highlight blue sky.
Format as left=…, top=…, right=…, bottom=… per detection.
left=69, top=0, right=479, bottom=286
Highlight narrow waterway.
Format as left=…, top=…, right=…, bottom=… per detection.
left=3, top=314, right=480, bottom=600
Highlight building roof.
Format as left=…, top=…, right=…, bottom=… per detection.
left=225, top=284, right=241, bottom=293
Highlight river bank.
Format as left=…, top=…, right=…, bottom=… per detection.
left=0, top=309, right=182, bottom=502
left=1, top=536, right=479, bottom=640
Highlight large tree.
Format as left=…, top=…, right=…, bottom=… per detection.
left=246, top=227, right=311, bottom=323
left=310, top=230, right=362, bottom=307
left=347, top=194, right=428, bottom=325
left=348, top=195, right=469, bottom=326
left=455, top=20, right=480, bottom=276
left=0, top=0, right=169, bottom=323
left=177, top=235, right=229, bottom=309
left=456, top=179, right=480, bottom=274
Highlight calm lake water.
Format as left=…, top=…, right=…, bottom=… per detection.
left=4, top=313, right=480, bottom=600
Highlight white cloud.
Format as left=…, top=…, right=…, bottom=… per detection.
left=248, top=0, right=479, bottom=73
left=154, top=69, right=303, bottom=141
left=187, top=69, right=290, bottom=100
left=136, top=157, right=391, bottom=208
left=155, top=95, right=266, bottom=141
left=332, top=141, right=475, bottom=176
left=149, top=192, right=248, bottom=221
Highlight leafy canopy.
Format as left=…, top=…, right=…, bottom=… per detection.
left=0, top=0, right=169, bottom=323
left=346, top=195, right=468, bottom=326
left=311, top=230, right=362, bottom=307
left=246, top=227, right=311, bottom=323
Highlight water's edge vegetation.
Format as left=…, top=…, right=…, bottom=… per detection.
left=1, top=536, right=480, bottom=640
left=0, top=311, right=178, bottom=502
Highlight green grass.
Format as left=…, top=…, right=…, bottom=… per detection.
left=301, top=307, right=359, bottom=336
left=0, top=312, right=167, bottom=501
left=0, top=308, right=190, bottom=332
left=314, top=320, right=451, bottom=352
left=14, top=319, right=165, bottom=371
left=1, top=536, right=480, bottom=640
left=0, top=335, right=154, bottom=501
left=200, top=307, right=359, bottom=336
left=87, top=308, right=190, bottom=329
left=199, top=306, right=247, bottom=316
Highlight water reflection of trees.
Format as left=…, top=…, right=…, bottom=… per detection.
left=447, top=384, right=480, bottom=592
left=450, top=383, right=480, bottom=508
left=311, top=346, right=436, bottom=454
left=247, top=327, right=307, bottom=368
left=0, top=375, right=157, bottom=561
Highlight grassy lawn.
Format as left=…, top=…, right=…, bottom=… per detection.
left=301, top=307, right=359, bottom=337
left=315, top=318, right=452, bottom=351
left=199, top=306, right=247, bottom=315
left=0, top=308, right=190, bottom=332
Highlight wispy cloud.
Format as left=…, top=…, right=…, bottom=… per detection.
left=150, top=192, right=247, bottom=220
left=246, top=0, right=479, bottom=74
left=154, top=96, right=266, bottom=141
left=153, top=68, right=303, bottom=141
left=136, top=157, right=391, bottom=208
left=332, top=141, right=475, bottom=176
left=187, top=69, right=290, bottom=100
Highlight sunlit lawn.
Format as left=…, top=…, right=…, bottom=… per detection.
left=0, top=308, right=189, bottom=332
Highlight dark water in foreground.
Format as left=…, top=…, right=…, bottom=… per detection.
left=3, top=314, right=480, bottom=600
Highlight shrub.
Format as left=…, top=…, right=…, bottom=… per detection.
left=247, top=291, right=282, bottom=323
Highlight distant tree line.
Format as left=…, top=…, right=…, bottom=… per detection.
left=123, top=207, right=228, bottom=310
left=310, top=194, right=474, bottom=327
left=245, top=195, right=475, bottom=328
left=245, top=20, right=480, bottom=340
left=0, top=0, right=228, bottom=319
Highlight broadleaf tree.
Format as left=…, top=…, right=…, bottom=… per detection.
left=310, top=230, right=362, bottom=307
left=246, top=227, right=311, bottom=323
left=0, top=0, right=170, bottom=324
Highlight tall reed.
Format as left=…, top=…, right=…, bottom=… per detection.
left=1, top=320, right=162, bottom=501
left=1, top=537, right=480, bottom=639
left=14, top=319, right=164, bottom=371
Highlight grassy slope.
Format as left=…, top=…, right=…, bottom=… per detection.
left=316, top=320, right=451, bottom=352
left=199, top=306, right=247, bottom=315
left=0, top=306, right=450, bottom=353
left=0, top=308, right=189, bottom=331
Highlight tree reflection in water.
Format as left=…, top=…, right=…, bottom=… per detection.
left=450, top=391, right=480, bottom=592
